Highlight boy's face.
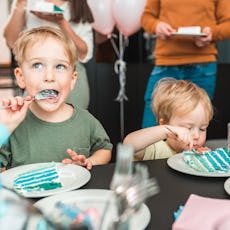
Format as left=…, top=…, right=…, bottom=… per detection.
left=167, top=102, right=209, bottom=152
left=14, top=37, right=77, bottom=112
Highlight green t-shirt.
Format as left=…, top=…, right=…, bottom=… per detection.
left=0, top=108, right=113, bottom=168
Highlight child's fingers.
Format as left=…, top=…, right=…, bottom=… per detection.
left=66, top=148, right=79, bottom=160
left=62, top=158, right=73, bottom=164
left=86, top=163, right=92, bottom=170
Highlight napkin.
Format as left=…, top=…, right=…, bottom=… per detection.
left=172, top=194, right=230, bottom=230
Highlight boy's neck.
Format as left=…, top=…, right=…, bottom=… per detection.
left=29, top=103, right=74, bottom=122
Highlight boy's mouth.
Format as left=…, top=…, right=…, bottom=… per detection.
left=37, top=89, right=59, bottom=103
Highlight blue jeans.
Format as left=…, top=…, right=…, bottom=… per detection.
left=142, top=62, right=217, bottom=128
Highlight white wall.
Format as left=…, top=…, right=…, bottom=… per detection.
left=0, top=0, right=11, bottom=66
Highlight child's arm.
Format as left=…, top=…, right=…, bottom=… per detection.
left=123, top=125, right=193, bottom=155
left=62, top=148, right=112, bottom=170
left=123, top=125, right=170, bottom=152
left=0, top=96, right=32, bottom=134
left=0, top=96, right=32, bottom=171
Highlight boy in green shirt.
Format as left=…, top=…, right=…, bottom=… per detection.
left=0, top=26, right=112, bottom=170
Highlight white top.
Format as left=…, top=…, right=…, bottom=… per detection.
left=12, top=0, right=93, bottom=63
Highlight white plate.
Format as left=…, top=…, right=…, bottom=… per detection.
left=1, top=163, right=91, bottom=198
left=224, top=178, right=230, bottom=195
left=167, top=153, right=230, bottom=177
left=29, top=9, right=63, bottom=15
left=171, top=32, right=207, bottom=37
left=34, top=189, right=151, bottom=230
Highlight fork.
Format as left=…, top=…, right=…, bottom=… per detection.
left=0, top=89, right=58, bottom=110
left=165, top=126, right=178, bottom=138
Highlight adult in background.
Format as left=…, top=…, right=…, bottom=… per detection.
left=141, top=0, right=230, bottom=128
left=4, top=0, right=94, bottom=109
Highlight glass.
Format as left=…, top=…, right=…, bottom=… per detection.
left=110, top=143, right=134, bottom=191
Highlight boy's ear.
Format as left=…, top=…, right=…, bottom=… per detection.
left=14, top=67, right=26, bottom=89
left=70, top=71, right=78, bottom=91
left=159, top=118, right=165, bottom=125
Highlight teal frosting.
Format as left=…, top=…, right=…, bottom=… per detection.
left=13, top=163, right=62, bottom=193
left=183, top=148, right=230, bottom=173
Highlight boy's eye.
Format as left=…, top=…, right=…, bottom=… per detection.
left=33, top=63, right=42, bottom=69
left=200, top=128, right=207, bottom=132
left=56, top=64, right=66, bottom=71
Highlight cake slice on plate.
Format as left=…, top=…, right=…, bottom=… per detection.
left=13, top=162, right=62, bottom=194
left=183, top=148, right=230, bottom=173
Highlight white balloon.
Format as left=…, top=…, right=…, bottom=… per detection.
left=112, top=0, right=147, bottom=38
left=87, top=0, right=115, bottom=36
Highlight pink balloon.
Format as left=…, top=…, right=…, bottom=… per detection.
left=87, top=0, right=115, bottom=37
left=112, top=0, right=147, bottom=38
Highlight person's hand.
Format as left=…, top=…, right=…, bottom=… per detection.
left=194, top=27, right=212, bottom=47
left=62, top=148, right=93, bottom=170
left=0, top=96, right=32, bottom=133
left=15, top=0, right=27, bottom=8
left=156, top=22, right=176, bottom=40
left=165, top=125, right=193, bottom=150
left=31, top=11, right=64, bottom=24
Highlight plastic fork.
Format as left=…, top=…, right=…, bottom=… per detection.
left=0, top=89, right=58, bottom=110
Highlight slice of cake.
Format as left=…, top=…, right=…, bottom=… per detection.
left=177, top=26, right=201, bottom=34
left=183, top=148, right=230, bottom=173
left=29, top=2, right=64, bottom=14
left=13, top=163, right=62, bottom=194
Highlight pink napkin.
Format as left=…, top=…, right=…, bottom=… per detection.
left=172, top=194, right=230, bottom=230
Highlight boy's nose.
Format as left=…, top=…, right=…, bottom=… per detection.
left=44, top=68, right=55, bottom=82
left=191, top=128, right=200, bottom=139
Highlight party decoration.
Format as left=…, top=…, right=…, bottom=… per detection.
left=112, top=0, right=147, bottom=38
left=87, top=0, right=115, bottom=37
left=87, top=0, right=147, bottom=139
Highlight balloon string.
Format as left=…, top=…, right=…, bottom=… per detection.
left=114, top=59, right=128, bottom=102
left=111, top=32, right=129, bottom=140
left=110, top=34, right=119, bottom=58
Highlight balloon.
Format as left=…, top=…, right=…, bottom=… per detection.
left=87, top=0, right=115, bottom=37
left=112, top=0, right=147, bottom=38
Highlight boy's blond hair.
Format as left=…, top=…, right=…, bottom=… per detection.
left=13, top=26, right=78, bottom=67
left=152, top=78, right=214, bottom=124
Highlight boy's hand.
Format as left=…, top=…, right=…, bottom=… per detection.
left=0, top=96, right=32, bottom=133
left=62, top=148, right=93, bottom=170
left=165, top=125, right=193, bottom=150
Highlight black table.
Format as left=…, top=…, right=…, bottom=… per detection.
left=81, top=159, right=230, bottom=230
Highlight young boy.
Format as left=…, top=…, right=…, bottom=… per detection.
left=123, top=78, right=213, bottom=160
left=0, top=26, right=112, bottom=170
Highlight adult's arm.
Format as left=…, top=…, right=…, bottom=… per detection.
left=3, top=0, right=26, bottom=49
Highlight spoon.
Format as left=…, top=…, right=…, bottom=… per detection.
left=0, top=89, right=58, bottom=110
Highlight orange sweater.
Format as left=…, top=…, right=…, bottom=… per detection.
left=141, top=0, right=230, bottom=65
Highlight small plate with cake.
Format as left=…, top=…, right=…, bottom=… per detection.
left=27, top=2, right=64, bottom=15
left=171, top=26, right=207, bottom=37
left=167, top=148, right=230, bottom=177
left=34, top=189, right=151, bottom=230
left=1, top=162, right=91, bottom=198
